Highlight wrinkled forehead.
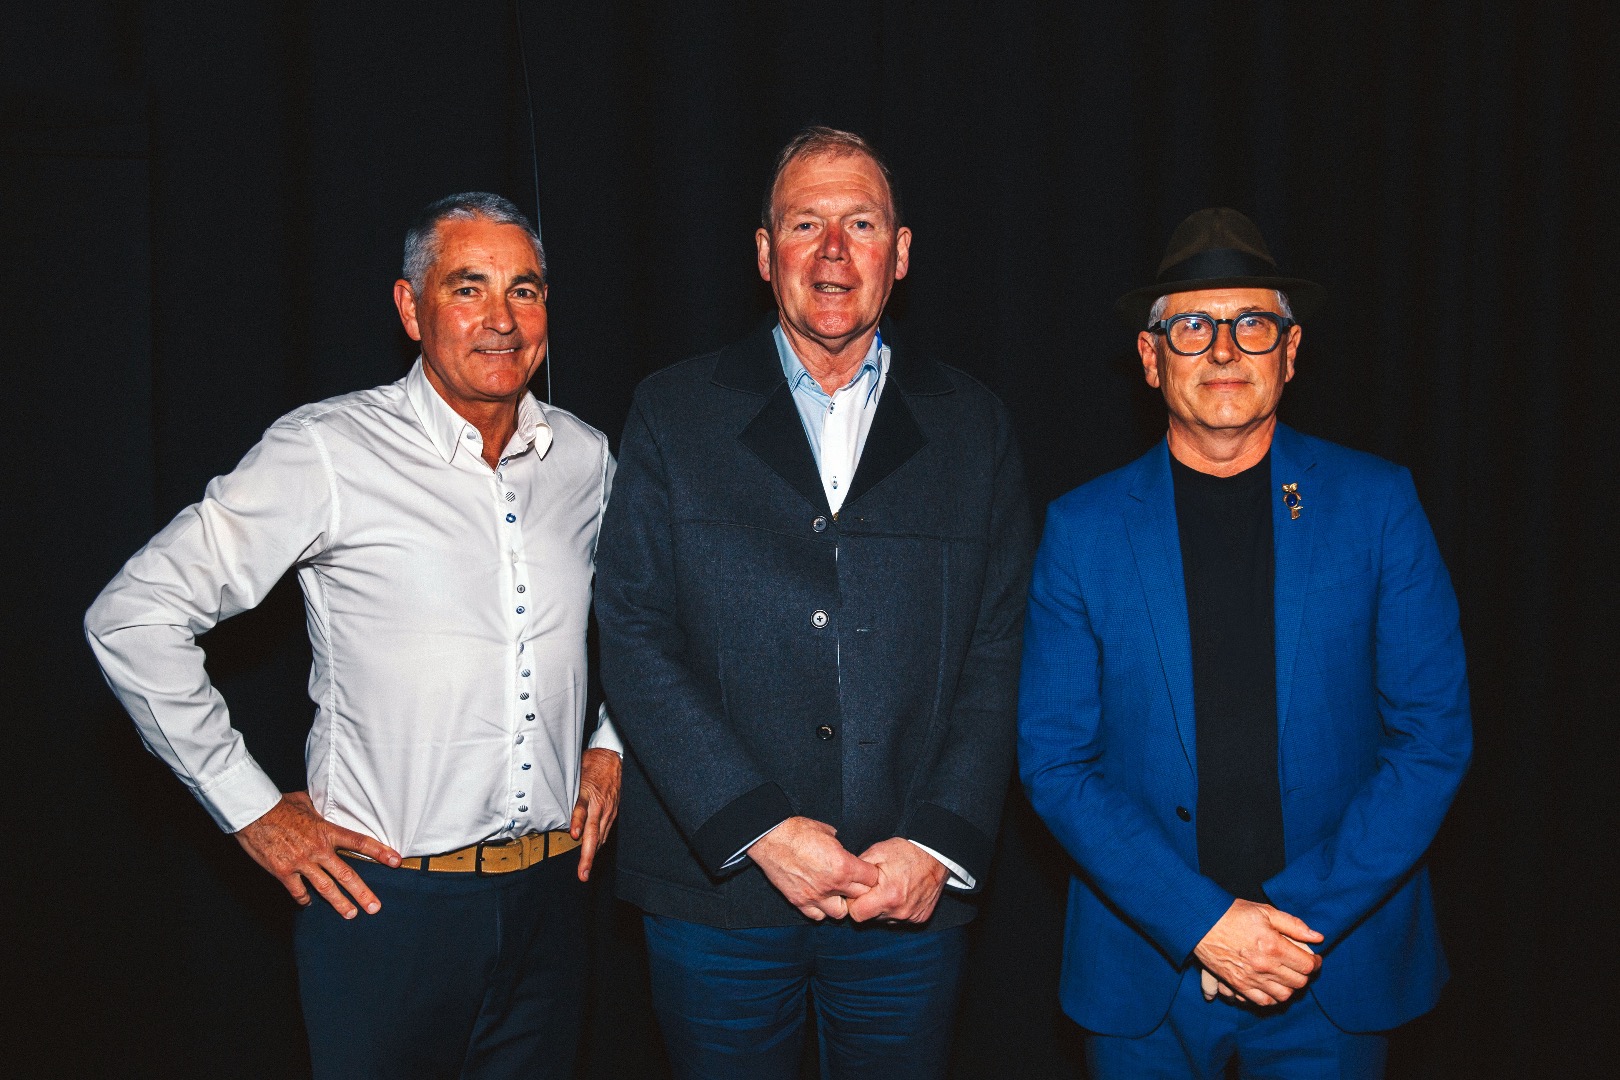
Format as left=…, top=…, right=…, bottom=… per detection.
left=771, top=149, right=897, bottom=221
left=1157, top=286, right=1286, bottom=317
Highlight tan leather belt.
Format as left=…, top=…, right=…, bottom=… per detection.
left=348, top=830, right=580, bottom=874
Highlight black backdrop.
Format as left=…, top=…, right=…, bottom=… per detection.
left=5, top=2, right=1616, bottom=1077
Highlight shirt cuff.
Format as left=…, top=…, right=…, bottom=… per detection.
left=201, top=756, right=286, bottom=834
left=587, top=703, right=623, bottom=756
left=722, top=818, right=791, bottom=870
left=905, top=839, right=976, bottom=891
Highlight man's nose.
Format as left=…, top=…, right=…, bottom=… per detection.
left=484, top=296, right=516, bottom=334
left=1208, top=322, right=1240, bottom=365
left=817, top=224, right=847, bottom=261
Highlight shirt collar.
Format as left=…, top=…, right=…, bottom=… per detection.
left=405, top=357, right=553, bottom=464
left=773, top=324, right=888, bottom=398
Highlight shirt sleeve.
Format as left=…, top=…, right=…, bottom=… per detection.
left=84, top=415, right=335, bottom=833
left=904, top=839, right=976, bottom=891
left=586, top=702, right=624, bottom=756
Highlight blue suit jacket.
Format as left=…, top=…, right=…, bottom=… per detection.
left=1017, top=424, right=1471, bottom=1035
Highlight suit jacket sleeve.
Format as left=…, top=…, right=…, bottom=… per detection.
left=1262, top=468, right=1472, bottom=946
left=898, top=413, right=1034, bottom=889
left=594, top=396, right=795, bottom=875
left=1018, top=502, right=1237, bottom=965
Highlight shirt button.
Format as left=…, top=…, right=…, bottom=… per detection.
left=515, top=791, right=526, bottom=799
left=516, top=584, right=526, bottom=593
left=465, top=432, right=476, bottom=441
left=506, top=513, right=517, bottom=523
left=816, top=725, right=835, bottom=740
left=517, top=805, right=528, bottom=813
left=1176, top=806, right=1191, bottom=822
left=525, top=712, right=535, bottom=721
left=515, top=734, right=525, bottom=744
left=520, top=692, right=530, bottom=700
left=521, top=763, right=531, bottom=771
left=811, top=609, right=829, bottom=629
left=516, top=606, right=526, bottom=614
left=521, top=669, right=531, bottom=677
left=812, top=516, right=827, bottom=533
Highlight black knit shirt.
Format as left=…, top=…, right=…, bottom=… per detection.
left=1171, top=450, right=1286, bottom=902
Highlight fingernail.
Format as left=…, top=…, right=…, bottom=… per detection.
left=344, top=909, right=356, bottom=920
left=366, top=902, right=380, bottom=914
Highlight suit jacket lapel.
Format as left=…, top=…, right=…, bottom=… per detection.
left=737, top=382, right=831, bottom=515
left=1125, top=442, right=1198, bottom=778
left=842, top=382, right=927, bottom=510
left=1270, top=424, right=1317, bottom=735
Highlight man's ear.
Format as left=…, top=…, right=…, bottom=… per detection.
left=1138, top=331, right=1162, bottom=388
left=394, top=280, right=422, bottom=342
left=893, top=226, right=912, bottom=281
left=755, top=228, right=772, bottom=282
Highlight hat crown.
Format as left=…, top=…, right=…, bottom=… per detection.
left=1158, top=207, right=1278, bottom=279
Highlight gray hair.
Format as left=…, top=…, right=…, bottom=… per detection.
left=761, top=125, right=903, bottom=230
left=1147, top=289, right=1294, bottom=328
left=403, top=192, right=546, bottom=295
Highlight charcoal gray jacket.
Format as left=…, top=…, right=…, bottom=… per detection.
left=595, top=319, right=1033, bottom=928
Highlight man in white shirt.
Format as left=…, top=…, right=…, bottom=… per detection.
left=85, top=192, right=620, bottom=1080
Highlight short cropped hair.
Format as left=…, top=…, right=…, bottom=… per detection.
left=760, top=125, right=903, bottom=230
left=403, top=192, right=546, bottom=295
left=1147, top=289, right=1295, bottom=328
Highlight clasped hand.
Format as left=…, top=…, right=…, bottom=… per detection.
left=1193, top=898, right=1324, bottom=1007
left=747, top=817, right=949, bottom=924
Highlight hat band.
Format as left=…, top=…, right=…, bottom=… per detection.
left=1158, top=247, right=1278, bottom=287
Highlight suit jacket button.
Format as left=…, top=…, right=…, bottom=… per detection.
left=816, top=725, right=835, bottom=740
left=811, top=609, right=829, bottom=628
left=812, top=515, right=828, bottom=533
left=1176, top=806, right=1191, bottom=822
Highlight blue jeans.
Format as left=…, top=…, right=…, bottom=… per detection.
left=1087, top=966, right=1389, bottom=1079
left=643, top=915, right=966, bottom=1080
left=294, top=850, right=586, bottom=1080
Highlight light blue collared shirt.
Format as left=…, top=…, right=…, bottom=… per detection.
left=774, top=325, right=889, bottom=516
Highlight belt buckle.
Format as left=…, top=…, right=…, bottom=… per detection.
left=474, top=835, right=530, bottom=875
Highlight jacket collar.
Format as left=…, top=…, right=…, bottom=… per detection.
left=729, top=316, right=948, bottom=516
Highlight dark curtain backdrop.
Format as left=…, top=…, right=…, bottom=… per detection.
left=4, top=2, right=1615, bottom=1076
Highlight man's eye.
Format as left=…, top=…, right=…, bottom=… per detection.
left=1236, top=315, right=1265, bottom=330
left=852, top=220, right=872, bottom=230
left=455, top=287, right=478, bottom=296
left=1179, top=316, right=1209, bottom=332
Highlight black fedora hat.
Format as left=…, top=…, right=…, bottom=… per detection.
left=1116, top=207, right=1325, bottom=326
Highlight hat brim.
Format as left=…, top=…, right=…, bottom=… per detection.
left=1115, top=276, right=1326, bottom=328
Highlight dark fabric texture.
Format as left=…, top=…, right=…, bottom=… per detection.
left=293, top=853, right=588, bottom=1080
left=1171, top=452, right=1287, bottom=902
left=596, top=319, right=1035, bottom=929
left=643, top=916, right=966, bottom=1080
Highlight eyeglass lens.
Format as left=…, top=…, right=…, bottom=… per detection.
left=1166, top=313, right=1283, bottom=355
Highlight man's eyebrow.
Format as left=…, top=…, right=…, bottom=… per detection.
left=509, top=270, right=544, bottom=288
left=441, top=267, right=488, bottom=285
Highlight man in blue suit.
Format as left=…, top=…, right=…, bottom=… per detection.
left=1018, top=208, right=1471, bottom=1077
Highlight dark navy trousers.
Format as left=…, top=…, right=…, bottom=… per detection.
left=643, top=915, right=966, bottom=1080
left=294, top=849, right=586, bottom=1080
left=1086, top=966, right=1388, bottom=1079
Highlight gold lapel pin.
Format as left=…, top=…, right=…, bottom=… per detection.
left=1281, top=483, right=1303, bottom=520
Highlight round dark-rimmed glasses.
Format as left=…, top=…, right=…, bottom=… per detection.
left=1147, top=311, right=1295, bottom=356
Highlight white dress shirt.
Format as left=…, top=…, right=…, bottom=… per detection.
left=86, top=359, right=618, bottom=857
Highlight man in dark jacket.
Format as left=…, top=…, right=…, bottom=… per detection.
left=595, top=126, right=1033, bottom=1080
